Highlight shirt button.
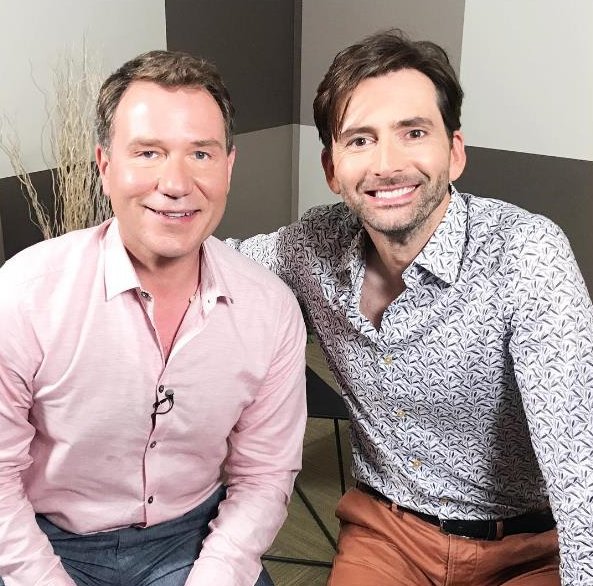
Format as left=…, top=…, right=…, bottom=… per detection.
left=150, top=441, right=157, bottom=449
left=140, top=291, right=151, bottom=300
left=147, top=496, right=154, bottom=504
left=383, top=355, right=393, bottom=365
left=395, top=409, right=406, bottom=418
left=158, top=385, right=164, bottom=393
left=411, top=459, right=422, bottom=470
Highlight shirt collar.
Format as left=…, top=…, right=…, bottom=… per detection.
left=413, top=186, right=468, bottom=285
left=103, top=220, right=233, bottom=304
left=104, top=218, right=141, bottom=300
left=338, top=224, right=366, bottom=277
left=338, top=186, right=468, bottom=287
left=199, top=237, right=234, bottom=304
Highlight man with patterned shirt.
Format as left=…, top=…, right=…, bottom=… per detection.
left=228, top=30, right=593, bottom=585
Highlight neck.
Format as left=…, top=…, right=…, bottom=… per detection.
left=131, top=253, right=201, bottom=299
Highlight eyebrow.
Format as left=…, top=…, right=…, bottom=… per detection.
left=397, top=117, right=435, bottom=129
left=189, top=139, right=225, bottom=150
left=337, top=126, right=375, bottom=143
left=338, top=117, right=435, bottom=143
left=128, top=138, right=225, bottom=150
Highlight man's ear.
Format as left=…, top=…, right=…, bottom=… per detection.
left=95, top=144, right=111, bottom=196
left=448, top=131, right=467, bottom=182
left=226, top=146, right=236, bottom=191
left=321, top=148, right=340, bottom=194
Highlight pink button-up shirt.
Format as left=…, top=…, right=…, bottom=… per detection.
left=0, top=219, right=306, bottom=586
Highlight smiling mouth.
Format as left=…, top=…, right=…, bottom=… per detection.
left=147, top=207, right=198, bottom=218
left=366, top=185, right=417, bottom=199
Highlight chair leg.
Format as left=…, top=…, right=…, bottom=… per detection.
left=262, top=479, right=336, bottom=568
left=333, top=418, right=346, bottom=495
left=294, top=481, right=337, bottom=550
left=262, top=554, right=333, bottom=568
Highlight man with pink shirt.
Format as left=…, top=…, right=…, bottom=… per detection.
left=0, top=51, right=306, bottom=586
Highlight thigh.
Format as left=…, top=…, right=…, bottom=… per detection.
left=133, top=485, right=227, bottom=586
left=327, top=489, right=442, bottom=586
left=496, top=529, right=560, bottom=586
left=145, top=565, right=273, bottom=586
left=36, top=514, right=118, bottom=586
left=328, top=523, right=432, bottom=586
left=474, top=527, right=560, bottom=586
left=502, top=570, right=560, bottom=586
left=133, top=485, right=275, bottom=586
left=254, top=566, right=274, bottom=586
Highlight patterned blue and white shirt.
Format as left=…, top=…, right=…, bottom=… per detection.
left=227, top=187, right=593, bottom=585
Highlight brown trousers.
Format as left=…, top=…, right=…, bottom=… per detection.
left=328, top=489, right=560, bottom=586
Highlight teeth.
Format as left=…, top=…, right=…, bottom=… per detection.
left=373, top=186, right=415, bottom=198
left=156, top=211, right=193, bottom=217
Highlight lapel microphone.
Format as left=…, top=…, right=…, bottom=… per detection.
left=151, top=389, right=175, bottom=426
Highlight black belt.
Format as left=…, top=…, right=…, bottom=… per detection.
left=357, top=483, right=556, bottom=541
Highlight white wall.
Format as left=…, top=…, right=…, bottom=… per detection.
left=460, top=0, right=593, bottom=161
left=0, top=0, right=167, bottom=178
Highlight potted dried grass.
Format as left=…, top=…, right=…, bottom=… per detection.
left=0, top=48, right=111, bottom=241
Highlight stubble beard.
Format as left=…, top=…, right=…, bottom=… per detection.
left=344, top=171, right=450, bottom=245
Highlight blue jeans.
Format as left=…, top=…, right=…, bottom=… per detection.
left=1, top=485, right=273, bottom=585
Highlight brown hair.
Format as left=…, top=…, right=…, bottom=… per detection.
left=313, top=29, right=463, bottom=151
left=96, top=50, right=235, bottom=153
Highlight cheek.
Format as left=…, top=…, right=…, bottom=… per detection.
left=414, top=149, right=450, bottom=176
left=115, top=167, right=158, bottom=193
left=334, top=157, right=366, bottom=186
left=196, top=168, right=232, bottom=198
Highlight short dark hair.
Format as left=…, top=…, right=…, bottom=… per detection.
left=313, top=29, right=463, bottom=151
left=96, top=50, right=235, bottom=153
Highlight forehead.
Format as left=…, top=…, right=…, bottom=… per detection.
left=339, top=69, right=442, bottom=131
left=112, top=80, right=224, bottom=137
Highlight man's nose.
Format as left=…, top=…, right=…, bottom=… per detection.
left=370, top=138, right=405, bottom=177
left=158, top=156, right=193, bottom=198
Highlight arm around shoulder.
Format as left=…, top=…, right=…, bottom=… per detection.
left=223, top=218, right=308, bottom=285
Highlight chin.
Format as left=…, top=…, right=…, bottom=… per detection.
left=365, top=213, right=413, bottom=233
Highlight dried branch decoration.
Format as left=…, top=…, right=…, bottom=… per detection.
left=0, top=46, right=111, bottom=240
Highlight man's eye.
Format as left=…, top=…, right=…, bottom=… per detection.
left=408, top=129, right=426, bottom=139
left=348, top=137, right=369, bottom=148
left=140, top=151, right=158, bottom=159
left=193, top=151, right=209, bottom=160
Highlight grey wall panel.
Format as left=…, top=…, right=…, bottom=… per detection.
left=214, top=125, right=295, bottom=239
left=0, top=170, right=54, bottom=260
left=0, top=209, right=5, bottom=265
left=292, top=0, right=303, bottom=124
left=457, top=147, right=593, bottom=294
left=300, top=0, right=465, bottom=125
left=166, top=0, right=297, bottom=134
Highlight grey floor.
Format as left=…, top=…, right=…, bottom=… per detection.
left=264, top=418, right=354, bottom=586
